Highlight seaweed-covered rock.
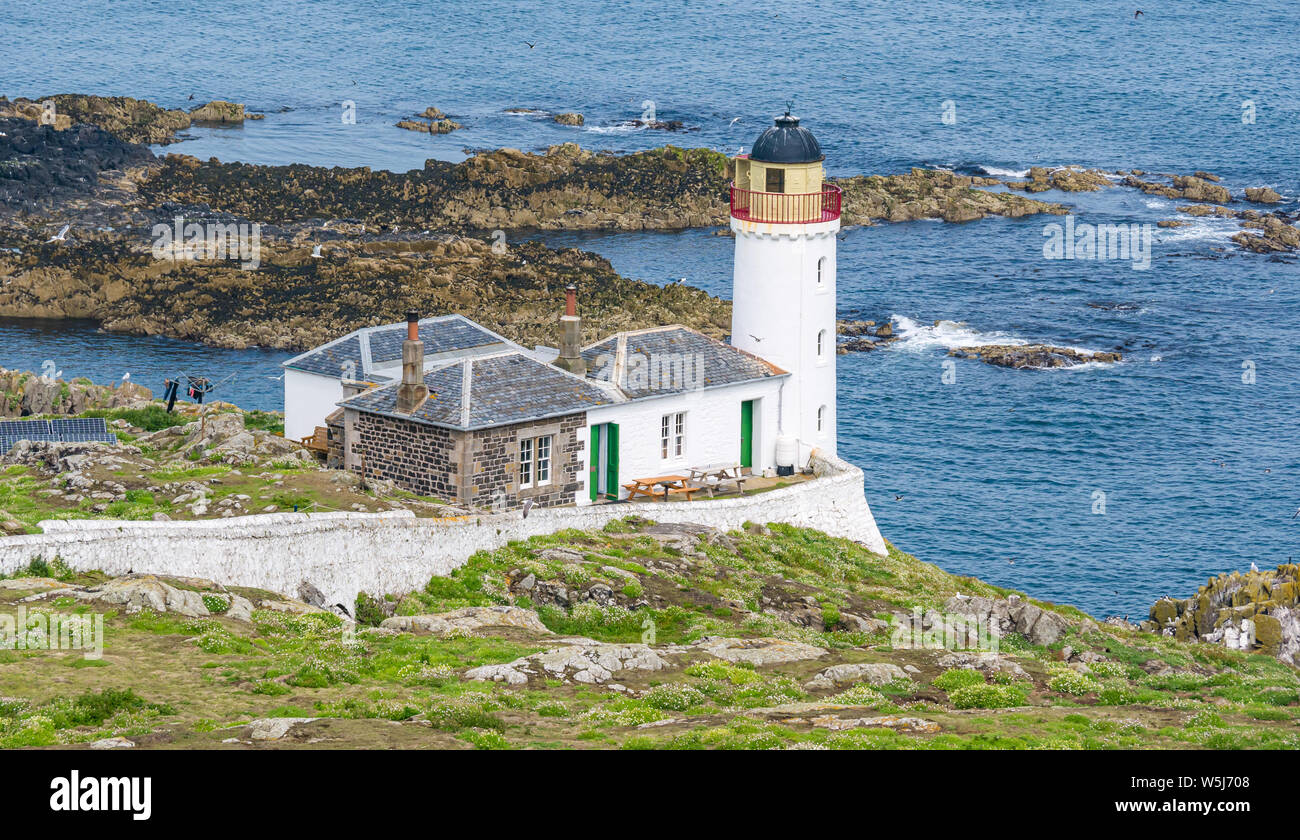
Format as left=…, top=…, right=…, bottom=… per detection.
left=832, top=168, right=1067, bottom=225
left=947, top=344, right=1121, bottom=369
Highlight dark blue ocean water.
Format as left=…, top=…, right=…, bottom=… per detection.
left=2, top=0, right=1298, bottom=618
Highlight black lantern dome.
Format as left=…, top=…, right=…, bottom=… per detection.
left=749, top=111, right=823, bottom=164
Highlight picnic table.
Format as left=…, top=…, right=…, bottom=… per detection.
left=686, top=463, right=749, bottom=497
left=624, top=474, right=699, bottom=502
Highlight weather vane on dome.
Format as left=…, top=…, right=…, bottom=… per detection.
left=784, top=98, right=795, bottom=116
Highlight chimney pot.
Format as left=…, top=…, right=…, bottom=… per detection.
left=564, top=284, right=577, bottom=317
left=406, top=310, right=419, bottom=341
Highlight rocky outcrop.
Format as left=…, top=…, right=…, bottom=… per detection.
left=832, top=169, right=1067, bottom=225
left=1243, top=187, right=1282, bottom=203
left=1121, top=172, right=1232, bottom=204
left=836, top=319, right=900, bottom=354
left=553, top=112, right=584, bottom=126
left=1232, top=214, right=1300, bottom=253
left=395, top=107, right=461, bottom=134
left=138, top=143, right=731, bottom=232
left=1146, top=565, right=1300, bottom=664
left=1, top=94, right=259, bottom=144
left=0, top=230, right=731, bottom=351
left=947, top=344, right=1122, bottom=369
left=1003, top=166, right=1114, bottom=193
left=0, top=367, right=153, bottom=417
left=188, top=100, right=263, bottom=124
left=945, top=594, right=1071, bottom=646
left=0, top=116, right=153, bottom=211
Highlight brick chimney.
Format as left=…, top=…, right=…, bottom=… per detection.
left=553, top=284, right=587, bottom=376
left=396, top=310, right=428, bottom=413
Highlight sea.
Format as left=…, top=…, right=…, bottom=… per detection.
left=2, top=0, right=1298, bottom=619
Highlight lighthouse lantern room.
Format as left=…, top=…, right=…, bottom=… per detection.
left=730, top=111, right=841, bottom=473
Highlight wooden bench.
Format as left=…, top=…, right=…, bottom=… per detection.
left=624, top=475, right=700, bottom=502
left=686, top=463, right=748, bottom=497
left=299, top=426, right=329, bottom=455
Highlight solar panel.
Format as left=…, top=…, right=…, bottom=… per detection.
left=52, top=417, right=110, bottom=441
left=0, top=419, right=52, bottom=435
left=0, top=418, right=116, bottom=448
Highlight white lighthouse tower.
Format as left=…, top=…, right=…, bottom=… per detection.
left=729, top=111, right=841, bottom=473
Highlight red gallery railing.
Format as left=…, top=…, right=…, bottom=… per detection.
left=729, top=183, right=842, bottom=224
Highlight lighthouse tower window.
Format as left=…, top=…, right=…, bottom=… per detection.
left=816, top=257, right=826, bottom=288
left=817, top=405, right=827, bottom=435
left=816, top=329, right=827, bottom=362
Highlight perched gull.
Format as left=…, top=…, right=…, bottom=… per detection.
left=121, top=372, right=131, bottom=382
left=48, top=223, right=70, bottom=243
left=1250, top=561, right=1260, bottom=572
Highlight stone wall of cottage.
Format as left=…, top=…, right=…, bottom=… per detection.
left=351, top=413, right=460, bottom=501
left=465, top=413, right=585, bottom=510
left=349, top=411, right=585, bottom=509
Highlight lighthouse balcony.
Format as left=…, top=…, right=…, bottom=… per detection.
left=728, top=183, right=842, bottom=225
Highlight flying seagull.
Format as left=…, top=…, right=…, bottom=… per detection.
left=523, top=41, right=536, bottom=49
left=311, top=244, right=323, bottom=258
left=894, top=494, right=903, bottom=501
left=748, top=334, right=762, bottom=343
left=1134, top=10, right=1143, bottom=17
left=48, top=223, right=70, bottom=243
left=729, top=117, right=742, bottom=126
left=1292, top=506, right=1300, bottom=519
left=522, top=498, right=535, bottom=518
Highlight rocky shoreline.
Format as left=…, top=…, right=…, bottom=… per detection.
left=2, top=92, right=1298, bottom=353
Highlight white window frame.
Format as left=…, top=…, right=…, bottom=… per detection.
left=815, top=256, right=829, bottom=294
left=817, top=405, right=828, bottom=435
left=816, top=328, right=828, bottom=363
left=661, top=411, right=686, bottom=460
left=519, top=434, right=553, bottom=489
left=535, top=434, right=552, bottom=486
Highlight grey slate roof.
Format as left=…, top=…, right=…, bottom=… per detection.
left=339, top=351, right=618, bottom=431
left=283, top=315, right=513, bottom=380
left=580, top=326, right=786, bottom=400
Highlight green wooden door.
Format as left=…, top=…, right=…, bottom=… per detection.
left=740, top=400, right=754, bottom=469
left=589, top=424, right=602, bottom=501
left=590, top=423, right=620, bottom=501
left=604, top=423, right=619, bottom=499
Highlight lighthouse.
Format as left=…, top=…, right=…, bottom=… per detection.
left=730, top=111, right=841, bottom=472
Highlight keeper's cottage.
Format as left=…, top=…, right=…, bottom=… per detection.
left=282, top=111, right=844, bottom=511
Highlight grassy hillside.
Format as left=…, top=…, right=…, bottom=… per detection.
left=2, top=519, right=1297, bottom=750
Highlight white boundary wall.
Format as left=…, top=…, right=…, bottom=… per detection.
left=0, top=453, right=886, bottom=611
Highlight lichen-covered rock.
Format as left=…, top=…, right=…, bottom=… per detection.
left=945, top=594, right=1071, bottom=646
left=804, top=662, right=907, bottom=691
left=381, top=605, right=551, bottom=636
left=465, top=641, right=670, bottom=685
left=553, top=112, right=584, bottom=126
left=691, top=636, right=826, bottom=666
left=1147, top=564, right=1300, bottom=664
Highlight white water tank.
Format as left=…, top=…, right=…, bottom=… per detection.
left=775, top=435, right=798, bottom=476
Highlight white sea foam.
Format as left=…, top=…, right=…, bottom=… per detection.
left=976, top=165, right=1029, bottom=178
left=890, top=315, right=1028, bottom=352
left=889, top=315, right=1117, bottom=367
left=585, top=122, right=646, bottom=134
